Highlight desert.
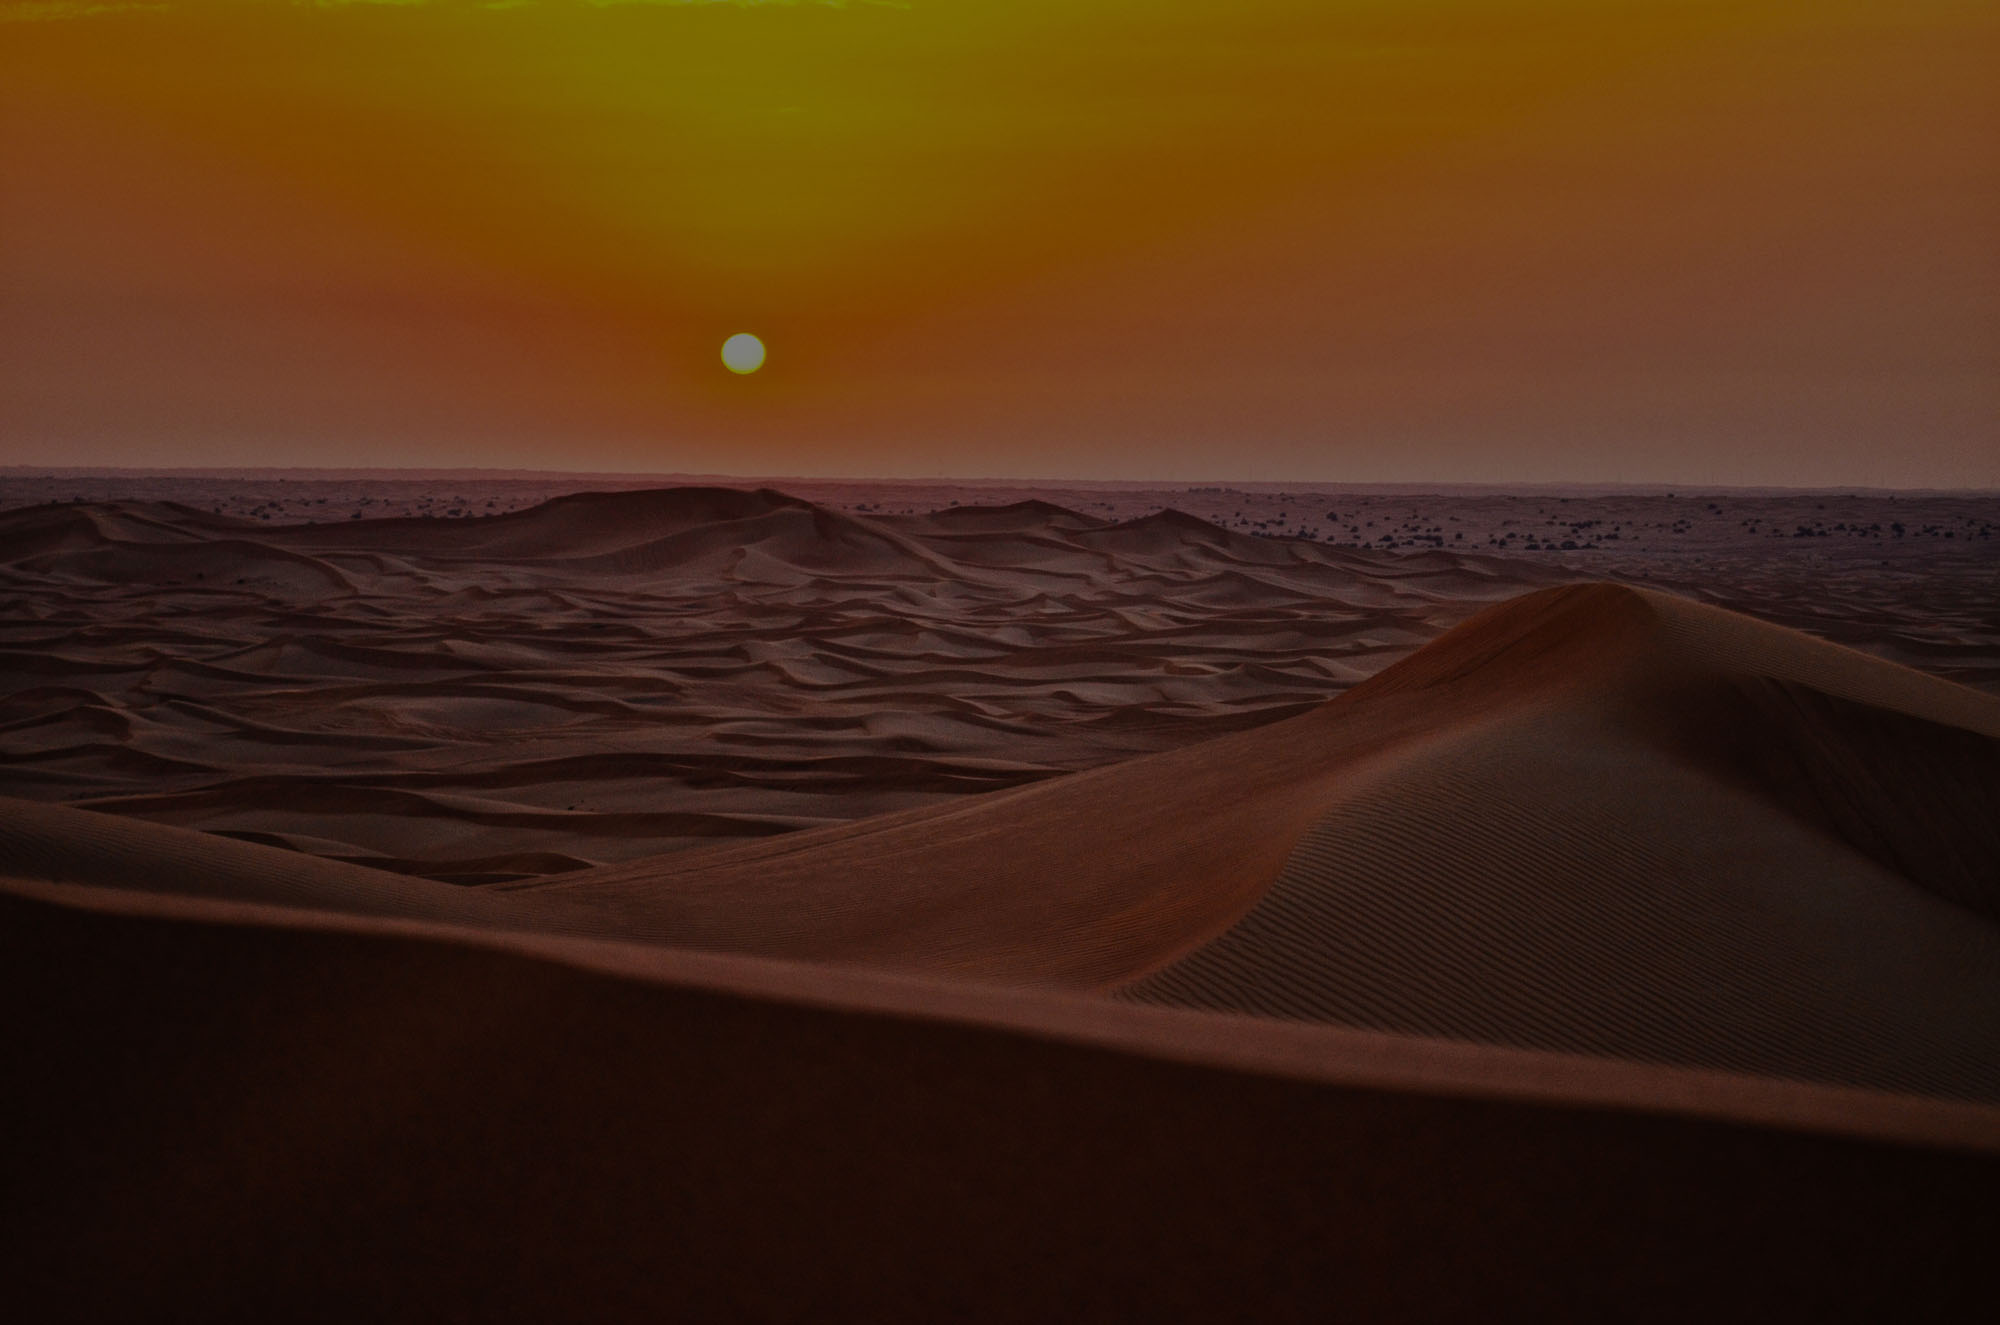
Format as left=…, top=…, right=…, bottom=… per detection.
left=6, top=0, right=1997, bottom=1316
left=3, top=471, right=1998, bottom=1320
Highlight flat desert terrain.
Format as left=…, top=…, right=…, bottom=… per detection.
left=3, top=471, right=1997, bottom=1320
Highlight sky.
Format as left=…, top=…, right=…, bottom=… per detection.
left=2, top=0, right=1995, bottom=485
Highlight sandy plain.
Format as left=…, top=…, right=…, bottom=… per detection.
left=2, top=469, right=1997, bottom=1320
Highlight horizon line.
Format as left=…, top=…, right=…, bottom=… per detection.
left=4, top=464, right=1998, bottom=498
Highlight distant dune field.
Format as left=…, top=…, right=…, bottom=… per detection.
left=0, top=487, right=1556, bottom=878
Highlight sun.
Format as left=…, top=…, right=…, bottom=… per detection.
left=720, top=333, right=766, bottom=374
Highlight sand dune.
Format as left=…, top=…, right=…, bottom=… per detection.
left=1123, top=591, right=2000, bottom=1099
left=6, top=572, right=1996, bottom=1097
left=3, top=872, right=1996, bottom=1324
left=0, top=490, right=1550, bottom=879
left=472, top=584, right=2000, bottom=1102
left=4, top=490, right=1998, bottom=1316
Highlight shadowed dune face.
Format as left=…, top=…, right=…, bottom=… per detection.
left=0, top=489, right=1551, bottom=880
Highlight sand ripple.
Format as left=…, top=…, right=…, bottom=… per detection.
left=0, top=488, right=1550, bottom=879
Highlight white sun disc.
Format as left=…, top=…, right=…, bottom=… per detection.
left=721, top=333, right=766, bottom=374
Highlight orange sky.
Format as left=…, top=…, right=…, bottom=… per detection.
left=2, top=0, right=1995, bottom=484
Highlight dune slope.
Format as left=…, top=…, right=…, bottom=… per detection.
left=501, top=585, right=2000, bottom=1107
left=1116, top=585, right=2000, bottom=1097
left=3, top=875, right=1996, bottom=1324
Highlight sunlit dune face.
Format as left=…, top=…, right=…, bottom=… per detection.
left=721, top=333, right=766, bottom=376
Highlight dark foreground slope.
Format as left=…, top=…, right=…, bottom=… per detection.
left=1, top=876, right=1995, bottom=1325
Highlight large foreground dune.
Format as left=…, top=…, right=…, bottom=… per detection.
left=3, top=493, right=1998, bottom=1318
left=5, top=876, right=1998, bottom=1323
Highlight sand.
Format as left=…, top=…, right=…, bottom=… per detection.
left=2, top=480, right=1997, bottom=1319
left=0, top=486, right=1555, bottom=879
left=10, top=468, right=1995, bottom=692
